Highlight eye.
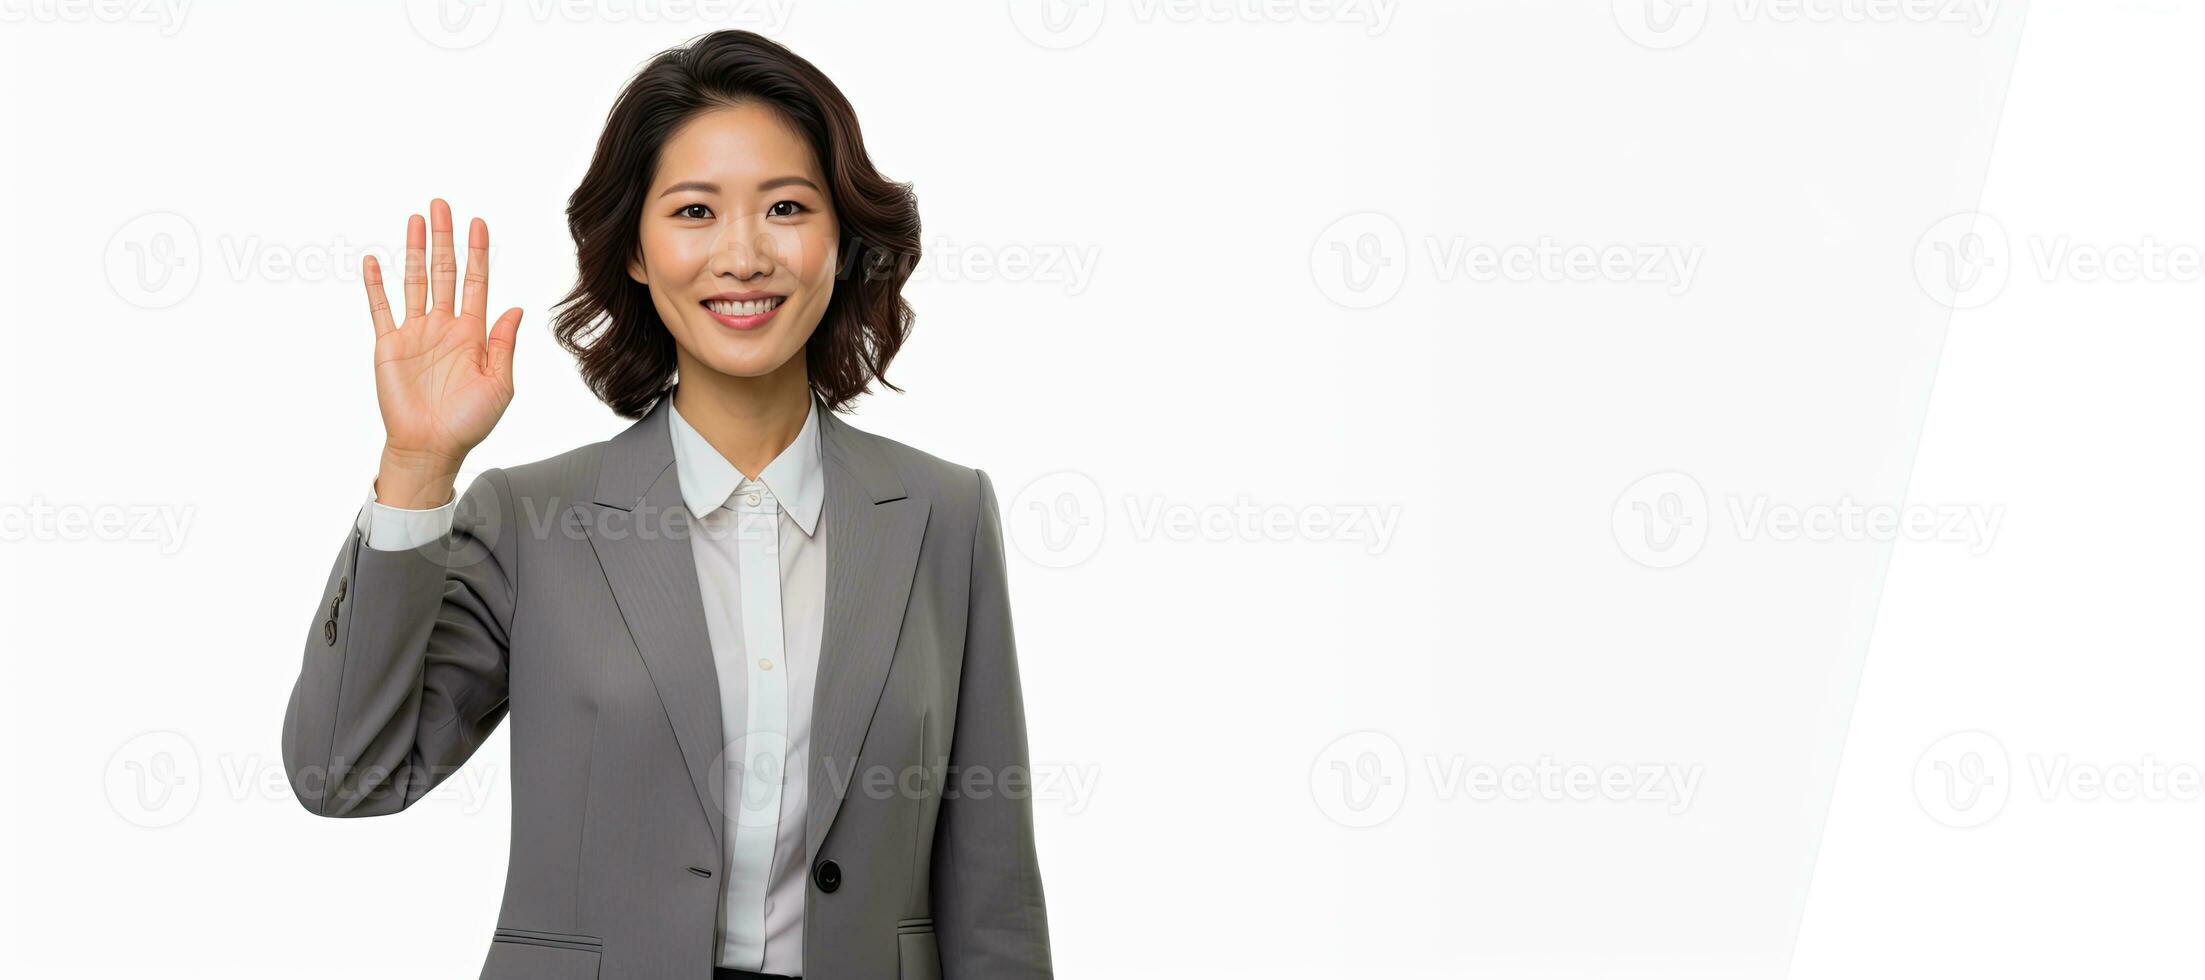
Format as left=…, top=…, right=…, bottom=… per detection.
left=768, top=200, right=809, bottom=218
left=674, top=203, right=713, bottom=220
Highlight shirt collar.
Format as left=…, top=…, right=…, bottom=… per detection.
left=664, top=391, right=825, bottom=536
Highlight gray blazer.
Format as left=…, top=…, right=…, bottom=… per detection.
left=280, top=393, right=1054, bottom=979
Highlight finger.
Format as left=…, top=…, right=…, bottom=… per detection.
left=461, top=217, right=490, bottom=325
left=403, top=213, right=427, bottom=321
left=430, top=198, right=456, bottom=314
left=487, top=307, right=523, bottom=387
left=363, top=255, right=398, bottom=338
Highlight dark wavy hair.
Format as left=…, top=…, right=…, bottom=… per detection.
left=552, top=29, right=921, bottom=419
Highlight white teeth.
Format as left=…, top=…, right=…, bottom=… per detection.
left=705, top=296, right=784, bottom=316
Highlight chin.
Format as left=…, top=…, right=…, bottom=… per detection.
left=692, top=343, right=803, bottom=381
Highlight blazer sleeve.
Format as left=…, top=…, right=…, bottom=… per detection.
left=281, top=467, right=518, bottom=818
left=931, top=468, right=1056, bottom=978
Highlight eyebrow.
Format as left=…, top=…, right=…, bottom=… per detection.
left=656, top=177, right=821, bottom=198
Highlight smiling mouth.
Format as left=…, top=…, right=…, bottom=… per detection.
left=703, top=296, right=785, bottom=317
left=701, top=295, right=785, bottom=330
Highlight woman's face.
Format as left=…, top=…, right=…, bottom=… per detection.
left=630, top=102, right=838, bottom=387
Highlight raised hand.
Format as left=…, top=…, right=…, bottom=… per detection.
left=363, top=199, right=523, bottom=507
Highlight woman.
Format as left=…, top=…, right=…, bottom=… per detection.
left=279, top=30, right=1053, bottom=980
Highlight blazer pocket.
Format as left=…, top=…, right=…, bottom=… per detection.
left=896, top=919, right=941, bottom=980
left=492, top=926, right=603, bottom=951
left=484, top=933, right=601, bottom=980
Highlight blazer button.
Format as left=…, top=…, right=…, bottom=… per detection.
left=322, top=620, right=337, bottom=646
left=813, top=859, right=841, bottom=893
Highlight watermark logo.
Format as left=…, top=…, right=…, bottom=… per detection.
left=1010, top=0, right=1397, bottom=50
left=1612, top=471, right=2004, bottom=569
left=1008, top=0, right=1108, bottom=49
left=1612, top=471, right=1709, bottom=569
left=1309, top=730, right=1410, bottom=828
left=406, top=0, right=501, bottom=49
left=103, top=210, right=513, bottom=308
left=0, top=496, right=197, bottom=555
left=797, top=749, right=1100, bottom=816
left=1736, top=0, right=1999, bottom=35
left=1617, top=0, right=1999, bottom=50
left=406, top=0, right=798, bottom=50
left=904, top=236, right=1102, bottom=296
left=380, top=466, right=505, bottom=572
left=1914, top=210, right=2011, bottom=310
left=1612, top=0, right=1710, bottom=49
left=1310, top=730, right=1705, bottom=828
left=1915, top=730, right=2205, bottom=829
left=1915, top=209, right=2205, bottom=310
left=1007, top=471, right=1110, bottom=569
left=1313, top=212, right=1704, bottom=309
left=1728, top=494, right=2002, bottom=554
left=1426, top=235, right=1703, bottom=295
left=104, top=211, right=201, bottom=310
left=1311, top=212, right=1408, bottom=310
left=0, top=0, right=191, bottom=34
left=1914, top=729, right=2009, bottom=829
left=107, top=730, right=201, bottom=829
left=1004, top=471, right=1405, bottom=568
left=709, top=729, right=795, bottom=829
left=109, top=732, right=501, bottom=828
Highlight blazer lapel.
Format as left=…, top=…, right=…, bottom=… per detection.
left=807, top=406, right=929, bottom=862
left=582, top=394, right=729, bottom=853
left=580, top=390, right=931, bottom=865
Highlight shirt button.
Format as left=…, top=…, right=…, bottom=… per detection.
left=746, top=492, right=761, bottom=505
left=758, top=658, right=774, bottom=670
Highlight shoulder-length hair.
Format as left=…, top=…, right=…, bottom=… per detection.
left=553, top=29, right=920, bottom=419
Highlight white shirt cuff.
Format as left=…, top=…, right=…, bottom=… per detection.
left=358, top=477, right=458, bottom=551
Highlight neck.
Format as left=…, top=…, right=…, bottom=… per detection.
left=669, top=354, right=812, bottom=480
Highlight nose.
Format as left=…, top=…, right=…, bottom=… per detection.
left=707, top=219, right=779, bottom=281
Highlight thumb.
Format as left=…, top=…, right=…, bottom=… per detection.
left=487, top=307, right=522, bottom=387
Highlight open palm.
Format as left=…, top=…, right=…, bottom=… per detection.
left=363, top=198, right=523, bottom=467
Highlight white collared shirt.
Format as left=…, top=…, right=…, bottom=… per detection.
left=356, top=394, right=826, bottom=976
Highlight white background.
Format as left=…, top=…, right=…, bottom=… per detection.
left=1, top=1, right=2198, bottom=977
